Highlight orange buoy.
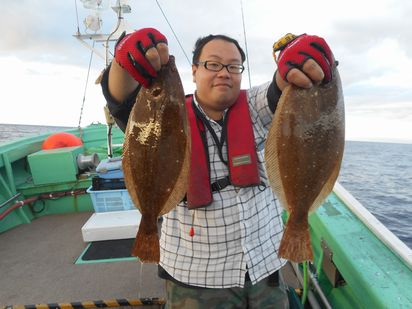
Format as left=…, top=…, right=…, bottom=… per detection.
left=42, top=132, right=83, bottom=150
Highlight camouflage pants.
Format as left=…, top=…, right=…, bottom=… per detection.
left=165, top=273, right=289, bottom=309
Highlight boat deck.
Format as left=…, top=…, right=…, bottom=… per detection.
left=0, top=212, right=300, bottom=307
left=0, top=212, right=164, bottom=306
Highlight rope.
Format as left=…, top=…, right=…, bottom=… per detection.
left=302, top=261, right=308, bottom=305
left=155, top=0, right=191, bottom=66
left=240, top=0, right=252, bottom=88
left=77, top=41, right=95, bottom=130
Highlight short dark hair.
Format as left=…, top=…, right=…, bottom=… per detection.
left=192, top=34, right=246, bottom=64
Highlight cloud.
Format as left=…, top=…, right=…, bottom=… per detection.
left=0, top=0, right=411, bottom=142
left=330, top=2, right=412, bottom=55
left=0, top=55, right=105, bottom=126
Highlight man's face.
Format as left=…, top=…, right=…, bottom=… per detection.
left=192, top=39, right=243, bottom=119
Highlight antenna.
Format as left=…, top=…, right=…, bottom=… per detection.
left=73, top=0, right=131, bottom=63
left=104, top=0, right=132, bottom=67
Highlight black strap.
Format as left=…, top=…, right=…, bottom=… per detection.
left=192, top=101, right=228, bottom=165
left=181, top=175, right=231, bottom=203
left=211, top=176, right=231, bottom=192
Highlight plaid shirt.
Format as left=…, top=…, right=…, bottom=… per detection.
left=159, top=82, right=286, bottom=288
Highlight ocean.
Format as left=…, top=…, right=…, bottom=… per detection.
left=338, top=140, right=412, bottom=248
left=0, top=123, right=74, bottom=145
left=0, top=123, right=411, bottom=248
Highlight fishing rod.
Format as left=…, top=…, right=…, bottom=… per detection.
left=240, top=0, right=252, bottom=88
left=155, top=0, right=191, bottom=66
left=155, top=0, right=253, bottom=87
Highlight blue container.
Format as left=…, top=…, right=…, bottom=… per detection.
left=86, top=186, right=135, bottom=212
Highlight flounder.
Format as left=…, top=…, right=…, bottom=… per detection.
left=122, top=56, right=190, bottom=263
left=265, top=67, right=345, bottom=262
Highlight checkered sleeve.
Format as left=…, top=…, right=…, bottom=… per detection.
left=247, top=82, right=275, bottom=133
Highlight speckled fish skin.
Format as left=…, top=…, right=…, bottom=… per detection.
left=264, top=67, right=345, bottom=262
left=122, top=56, right=190, bottom=263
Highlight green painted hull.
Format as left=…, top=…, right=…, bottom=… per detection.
left=310, top=192, right=411, bottom=308
left=0, top=124, right=124, bottom=231
left=1, top=123, right=411, bottom=308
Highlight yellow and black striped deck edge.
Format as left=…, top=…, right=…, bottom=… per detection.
left=1, top=298, right=166, bottom=309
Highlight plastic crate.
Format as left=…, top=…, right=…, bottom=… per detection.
left=86, top=186, right=135, bottom=212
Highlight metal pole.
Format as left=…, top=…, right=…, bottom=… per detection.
left=0, top=193, right=21, bottom=209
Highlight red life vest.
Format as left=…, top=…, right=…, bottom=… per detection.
left=186, top=90, right=260, bottom=209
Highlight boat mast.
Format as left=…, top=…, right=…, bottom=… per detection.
left=73, top=0, right=131, bottom=66
left=73, top=0, right=131, bottom=158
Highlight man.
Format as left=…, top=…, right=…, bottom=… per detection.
left=101, top=28, right=334, bottom=308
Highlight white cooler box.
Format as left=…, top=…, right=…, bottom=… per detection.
left=81, top=209, right=141, bottom=242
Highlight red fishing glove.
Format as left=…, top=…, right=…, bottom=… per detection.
left=274, top=33, right=335, bottom=83
left=114, top=28, right=168, bottom=87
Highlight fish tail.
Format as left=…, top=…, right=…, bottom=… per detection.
left=131, top=214, right=160, bottom=263
left=279, top=212, right=313, bottom=262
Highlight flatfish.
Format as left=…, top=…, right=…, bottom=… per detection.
left=265, top=67, right=344, bottom=262
left=122, top=56, right=190, bottom=263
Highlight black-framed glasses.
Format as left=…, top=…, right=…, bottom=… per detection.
left=196, top=61, right=245, bottom=74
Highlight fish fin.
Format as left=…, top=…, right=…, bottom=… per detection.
left=309, top=149, right=344, bottom=212
left=309, top=70, right=345, bottom=212
left=279, top=211, right=313, bottom=262
left=264, top=86, right=293, bottom=212
left=131, top=214, right=160, bottom=263
left=122, top=113, right=143, bottom=212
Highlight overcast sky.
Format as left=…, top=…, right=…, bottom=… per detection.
left=1, top=0, right=411, bottom=143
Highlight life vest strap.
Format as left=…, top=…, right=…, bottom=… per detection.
left=181, top=176, right=230, bottom=203
left=211, top=176, right=231, bottom=192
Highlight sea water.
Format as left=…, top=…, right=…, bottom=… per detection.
left=338, top=141, right=412, bottom=248
left=1, top=123, right=411, bottom=248
left=0, top=123, right=74, bottom=145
